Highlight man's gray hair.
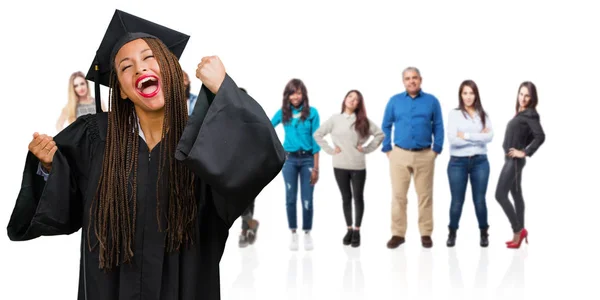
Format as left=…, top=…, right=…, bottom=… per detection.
left=402, top=66, right=421, bottom=78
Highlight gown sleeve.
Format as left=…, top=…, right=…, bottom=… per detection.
left=7, top=114, right=97, bottom=241
left=175, top=74, right=285, bottom=228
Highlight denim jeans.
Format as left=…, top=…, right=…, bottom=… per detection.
left=282, top=152, right=315, bottom=231
left=447, top=154, right=490, bottom=230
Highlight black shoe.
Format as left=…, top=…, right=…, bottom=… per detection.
left=446, top=228, right=457, bottom=247
left=480, top=227, right=489, bottom=247
left=343, top=229, right=353, bottom=245
left=351, top=230, right=360, bottom=247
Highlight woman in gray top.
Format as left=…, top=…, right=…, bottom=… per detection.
left=313, top=90, right=384, bottom=247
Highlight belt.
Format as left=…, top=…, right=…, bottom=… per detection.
left=452, top=154, right=485, bottom=158
left=396, top=145, right=430, bottom=152
left=286, top=150, right=312, bottom=156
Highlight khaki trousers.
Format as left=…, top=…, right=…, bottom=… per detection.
left=389, top=146, right=436, bottom=237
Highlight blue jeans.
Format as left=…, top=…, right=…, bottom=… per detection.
left=282, top=152, right=315, bottom=231
left=447, top=154, right=490, bottom=230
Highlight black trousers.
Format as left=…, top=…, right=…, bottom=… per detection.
left=333, top=168, right=366, bottom=227
left=495, top=157, right=526, bottom=233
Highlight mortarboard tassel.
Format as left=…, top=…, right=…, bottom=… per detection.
left=94, top=57, right=102, bottom=113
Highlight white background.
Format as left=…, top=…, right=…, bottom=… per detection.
left=1, top=0, right=599, bottom=299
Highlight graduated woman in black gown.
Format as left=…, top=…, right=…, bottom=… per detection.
left=6, top=10, right=284, bottom=300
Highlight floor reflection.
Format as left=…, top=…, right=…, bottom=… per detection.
left=390, top=247, right=408, bottom=291
left=230, top=246, right=259, bottom=300
left=495, top=248, right=527, bottom=300
left=448, top=247, right=465, bottom=300
left=417, top=248, right=434, bottom=300
left=286, top=252, right=313, bottom=300
left=342, top=246, right=365, bottom=299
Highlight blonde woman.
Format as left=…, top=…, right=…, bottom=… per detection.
left=55, top=71, right=105, bottom=131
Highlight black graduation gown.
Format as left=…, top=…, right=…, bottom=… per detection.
left=6, top=74, right=285, bottom=300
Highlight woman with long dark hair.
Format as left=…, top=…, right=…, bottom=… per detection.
left=445, top=80, right=493, bottom=247
left=271, top=78, right=321, bottom=251
left=495, top=81, right=545, bottom=249
left=313, top=90, right=384, bottom=247
left=7, top=10, right=284, bottom=300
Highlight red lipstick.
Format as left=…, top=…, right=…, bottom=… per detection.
left=135, top=74, right=160, bottom=98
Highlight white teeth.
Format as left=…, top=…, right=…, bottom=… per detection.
left=137, top=77, right=157, bottom=89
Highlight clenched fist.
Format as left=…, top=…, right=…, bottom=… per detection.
left=196, top=56, right=226, bottom=94
left=29, top=132, right=57, bottom=172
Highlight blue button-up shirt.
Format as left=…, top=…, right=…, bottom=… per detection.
left=381, top=90, right=444, bottom=153
left=187, top=93, right=198, bottom=116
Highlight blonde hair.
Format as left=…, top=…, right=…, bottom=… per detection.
left=65, top=71, right=91, bottom=124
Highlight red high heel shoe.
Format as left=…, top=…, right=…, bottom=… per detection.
left=505, top=231, right=523, bottom=244
left=507, top=228, right=528, bottom=249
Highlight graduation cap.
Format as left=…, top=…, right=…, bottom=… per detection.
left=85, top=9, right=190, bottom=112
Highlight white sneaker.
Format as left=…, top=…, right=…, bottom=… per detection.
left=304, top=232, right=314, bottom=251
left=289, top=232, right=299, bottom=251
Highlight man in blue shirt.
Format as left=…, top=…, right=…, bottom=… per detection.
left=183, top=71, right=198, bottom=116
left=381, top=67, right=444, bottom=249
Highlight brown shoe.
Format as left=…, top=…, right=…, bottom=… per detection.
left=421, top=236, right=433, bottom=248
left=387, top=236, right=405, bottom=249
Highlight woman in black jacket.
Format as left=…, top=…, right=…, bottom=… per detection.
left=495, top=81, right=545, bottom=249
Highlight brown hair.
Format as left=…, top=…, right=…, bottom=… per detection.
left=515, top=81, right=539, bottom=114
left=340, top=90, right=370, bottom=138
left=457, top=80, right=487, bottom=127
left=88, top=37, right=196, bottom=270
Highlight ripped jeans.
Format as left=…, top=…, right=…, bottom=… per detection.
left=282, top=151, right=315, bottom=231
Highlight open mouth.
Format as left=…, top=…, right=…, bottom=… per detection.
left=135, top=75, right=160, bottom=98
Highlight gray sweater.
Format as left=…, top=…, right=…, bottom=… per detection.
left=313, top=113, right=385, bottom=170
